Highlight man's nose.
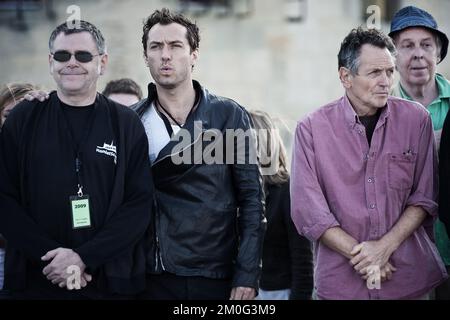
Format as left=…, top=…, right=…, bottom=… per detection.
left=413, top=46, right=425, bottom=59
left=378, top=72, right=390, bottom=87
left=161, top=45, right=171, bottom=60
left=66, top=54, right=79, bottom=66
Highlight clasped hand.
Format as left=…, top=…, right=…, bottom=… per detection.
left=41, top=247, right=92, bottom=290
left=349, top=240, right=397, bottom=282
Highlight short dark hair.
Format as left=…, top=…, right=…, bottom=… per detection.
left=102, top=78, right=143, bottom=100
left=338, top=27, right=396, bottom=74
left=49, top=20, right=106, bottom=54
left=142, top=8, right=200, bottom=55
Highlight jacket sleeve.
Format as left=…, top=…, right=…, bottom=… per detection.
left=439, top=111, right=450, bottom=236
left=230, top=107, right=266, bottom=290
left=74, top=118, right=153, bottom=269
left=290, top=119, right=340, bottom=242
left=283, top=183, right=313, bottom=300
left=0, top=104, right=61, bottom=261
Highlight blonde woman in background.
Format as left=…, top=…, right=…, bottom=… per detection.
left=249, top=110, right=313, bottom=300
left=0, top=83, right=36, bottom=127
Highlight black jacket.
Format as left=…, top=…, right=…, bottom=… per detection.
left=260, top=181, right=313, bottom=300
left=439, top=111, right=450, bottom=236
left=132, top=81, right=265, bottom=289
left=0, top=93, right=153, bottom=295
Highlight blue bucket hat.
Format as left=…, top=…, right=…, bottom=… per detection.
left=389, top=6, right=449, bottom=63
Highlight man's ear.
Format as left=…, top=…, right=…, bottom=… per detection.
left=49, top=54, right=54, bottom=75
left=143, top=52, right=149, bottom=67
left=99, top=53, right=108, bottom=75
left=191, top=49, right=199, bottom=69
left=339, top=67, right=353, bottom=89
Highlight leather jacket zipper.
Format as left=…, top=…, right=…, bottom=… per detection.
left=154, top=197, right=165, bottom=272
left=155, top=234, right=166, bottom=271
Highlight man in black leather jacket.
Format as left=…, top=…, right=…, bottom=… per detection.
left=133, top=8, right=265, bottom=300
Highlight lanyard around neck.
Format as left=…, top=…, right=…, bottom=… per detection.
left=59, top=102, right=97, bottom=196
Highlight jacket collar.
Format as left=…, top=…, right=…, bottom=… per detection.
left=148, top=80, right=210, bottom=165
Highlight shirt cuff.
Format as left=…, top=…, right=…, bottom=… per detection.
left=406, top=192, right=438, bottom=217
left=302, top=215, right=340, bottom=242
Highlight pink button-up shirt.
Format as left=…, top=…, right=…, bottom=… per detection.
left=291, top=95, right=448, bottom=299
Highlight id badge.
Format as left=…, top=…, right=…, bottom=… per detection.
left=70, top=195, right=92, bottom=229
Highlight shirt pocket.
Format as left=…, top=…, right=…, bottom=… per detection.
left=388, top=153, right=417, bottom=190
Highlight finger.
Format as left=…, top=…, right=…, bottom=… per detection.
left=47, top=273, right=60, bottom=281
left=23, top=93, right=34, bottom=101
left=350, top=253, right=364, bottom=266
left=46, top=269, right=62, bottom=279
left=358, top=266, right=369, bottom=275
left=37, top=91, right=49, bottom=102
left=383, top=262, right=395, bottom=273
left=381, top=271, right=389, bottom=283
left=84, top=273, right=92, bottom=282
left=42, top=263, right=56, bottom=276
left=386, top=269, right=392, bottom=281
left=59, top=281, right=66, bottom=288
left=235, top=288, right=245, bottom=300
left=389, top=264, right=397, bottom=272
left=230, top=288, right=243, bottom=300
left=229, top=288, right=236, bottom=300
left=354, top=259, right=370, bottom=272
left=42, top=265, right=50, bottom=276
left=243, top=289, right=255, bottom=300
left=240, top=288, right=250, bottom=300
left=51, top=276, right=66, bottom=284
left=41, top=248, right=60, bottom=261
left=350, top=243, right=363, bottom=256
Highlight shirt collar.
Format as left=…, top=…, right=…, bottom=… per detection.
left=342, top=94, right=390, bottom=127
left=399, top=73, right=450, bottom=102
left=435, top=73, right=450, bottom=99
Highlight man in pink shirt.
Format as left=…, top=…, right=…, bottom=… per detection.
left=291, top=27, right=447, bottom=299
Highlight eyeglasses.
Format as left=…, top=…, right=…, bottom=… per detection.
left=51, top=50, right=101, bottom=63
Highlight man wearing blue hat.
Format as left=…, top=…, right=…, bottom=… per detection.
left=389, top=5, right=450, bottom=300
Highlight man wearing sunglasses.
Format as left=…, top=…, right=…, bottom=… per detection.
left=0, top=20, right=154, bottom=299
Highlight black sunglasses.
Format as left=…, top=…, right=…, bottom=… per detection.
left=51, top=50, right=101, bottom=63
